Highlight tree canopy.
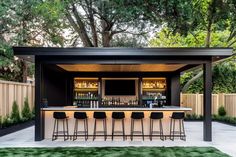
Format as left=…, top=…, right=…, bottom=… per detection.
left=0, top=0, right=236, bottom=87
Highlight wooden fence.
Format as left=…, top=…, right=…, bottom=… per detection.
left=181, top=93, right=236, bottom=117
left=0, top=80, right=35, bottom=117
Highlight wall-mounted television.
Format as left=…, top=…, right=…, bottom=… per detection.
left=105, top=80, right=136, bottom=96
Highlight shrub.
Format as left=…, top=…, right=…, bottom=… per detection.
left=218, top=106, right=226, bottom=116
left=212, top=115, right=236, bottom=125
left=21, top=98, right=32, bottom=121
left=185, top=113, right=203, bottom=120
left=2, top=115, right=13, bottom=128
left=11, top=101, right=21, bottom=124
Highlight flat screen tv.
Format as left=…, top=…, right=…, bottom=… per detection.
left=105, top=80, right=136, bottom=95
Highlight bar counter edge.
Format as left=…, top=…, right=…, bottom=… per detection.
left=41, top=106, right=192, bottom=111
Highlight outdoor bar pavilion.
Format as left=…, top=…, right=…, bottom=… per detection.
left=13, top=47, right=232, bottom=142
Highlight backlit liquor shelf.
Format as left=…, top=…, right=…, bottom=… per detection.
left=74, top=78, right=99, bottom=108
left=73, top=77, right=167, bottom=108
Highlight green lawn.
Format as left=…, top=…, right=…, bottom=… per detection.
left=0, top=147, right=230, bottom=157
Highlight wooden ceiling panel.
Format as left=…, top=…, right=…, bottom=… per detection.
left=57, top=64, right=186, bottom=72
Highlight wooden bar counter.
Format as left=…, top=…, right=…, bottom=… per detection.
left=42, top=106, right=192, bottom=139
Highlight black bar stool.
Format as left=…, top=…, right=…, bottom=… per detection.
left=112, top=112, right=126, bottom=141
left=169, top=112, right=186, bottom=141
left=93, top=112, right=107, bottom=141
left=52, top=112, right=69, bottom=141
left=73, top=112, right=88, bottom=141
left=130, top=112, right=144, bottom=141
left=149, top=112, right=164, bottom=141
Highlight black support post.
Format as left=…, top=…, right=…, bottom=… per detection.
left=171, top=73, right=180, bottom=106
left=203, top=62, right=212, bottom=141
left=98, top=77, right=102, bottom=106
left=35, top=57, right=44, bottom=141
left=138, top=77, right=142, bottom=106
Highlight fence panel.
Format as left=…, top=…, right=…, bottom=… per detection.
left=0, top=80, right=35, bottom=117
left=181, top=93, right=236, bottom=117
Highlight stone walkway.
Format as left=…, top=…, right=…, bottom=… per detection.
left=0, top=122, right=235, bottom=156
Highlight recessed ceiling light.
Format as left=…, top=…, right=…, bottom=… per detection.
left=27, top=56, right=31, bottom=59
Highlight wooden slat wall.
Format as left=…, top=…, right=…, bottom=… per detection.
left=0, top=80, right=35, bottom=117
left=181, top=93, right=236, bottom=117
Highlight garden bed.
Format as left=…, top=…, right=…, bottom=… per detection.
left=0, top=120, right=34, bottom=137
left=184, top=114, right=236, bottom=126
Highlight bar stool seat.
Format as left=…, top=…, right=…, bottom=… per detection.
left=52, top=112, right=69, bottom=141
left=112, top=112, right=125, bottom=119
left=94, top=112, right=106, bottom=119
left=169, top=112, right=186, bottom=141
left=112, top=112, right=125, bottom=141
left=93, top=112, right=107, bottom=141
left=149, top=112, right=164, bottom=141
left=73, top=112, right=88, bottom=141
left=130, top=112, right=144, bottom=141
left=74, top=112, right=87, bottom=119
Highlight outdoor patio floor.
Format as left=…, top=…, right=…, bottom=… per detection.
left=0, top=122, right=235, bottom=157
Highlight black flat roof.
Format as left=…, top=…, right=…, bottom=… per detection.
left=13, top=47, right=232, bottom=62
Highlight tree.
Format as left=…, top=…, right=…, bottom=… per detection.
left=150, top=0, right=236, bottom=92
left=0, top=0, right=54, bottom=82
left=150, top=27, right=236, bottom=93
left=35, top=0, right=169, bottom=47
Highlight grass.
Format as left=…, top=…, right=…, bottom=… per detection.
left=0, top=147, right=230, bottom=157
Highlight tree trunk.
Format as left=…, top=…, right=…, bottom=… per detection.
left=205, top=21, right=212, bottom=48
left=21, top=17, right=28, bottom=83
left=102, top=31, right=111, bottom=47
left=22, top=60, right=27, bottom=83
left=182, top=71, right=203, bottom=93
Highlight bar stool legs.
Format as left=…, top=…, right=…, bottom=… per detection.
left=93, top=118, right=107, bottom=141
left=132, top=118, right=144, bottom=141
left=73, top=119, right=88, bottom=141
left=52, top=117, right=69, bottom=141
left=149, top=119, right=164, bottom=141
left=111, top=112, right=126, bottom=141
left=169, top=112, right=186, bottom=141
left=111, top=118, right=126, bottom=141
left=149, top=112, right=164, bottom=141
left=130, top=115, right=144, bottom=141
left=93, top=112, right=107, bottom=141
